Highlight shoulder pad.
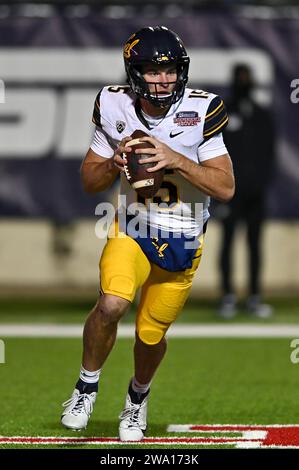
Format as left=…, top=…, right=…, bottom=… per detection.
left=92, top=89, right=103, bottom=127
left=203, top=96, right=228, bottom=139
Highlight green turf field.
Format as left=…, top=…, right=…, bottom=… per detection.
left=0, top=298, right=299, bottom=449
left=0, top=296, right=298, bottom=324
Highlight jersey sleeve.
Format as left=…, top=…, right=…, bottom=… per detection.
left=203, top=96, right=228, bottom=139
left=90, top=127, right=114, bottom=158
left=197, top=133, right=228, bottom=162
left=90, top=89, right=114, bottom=158
left=92, top=90, right=103, bottom=127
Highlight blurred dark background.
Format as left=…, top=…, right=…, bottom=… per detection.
left=0, top=0, right=298, bottom=297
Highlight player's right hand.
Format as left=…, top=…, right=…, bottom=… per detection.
left=113, top=137, right=132, bottom=171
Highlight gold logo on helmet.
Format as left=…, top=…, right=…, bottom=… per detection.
left=124, top=39, right=140, bottom=59
left=157, top=56, right=170, bottom=62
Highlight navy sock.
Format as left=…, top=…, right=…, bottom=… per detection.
left=76, top=378, right=98, bottom=394
left=128, top=381, right=149, bottom=404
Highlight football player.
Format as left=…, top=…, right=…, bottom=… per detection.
left=61, top=26, right=235, bottom=441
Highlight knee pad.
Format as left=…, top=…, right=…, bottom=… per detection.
left=136, top=309, right=170, bottom=346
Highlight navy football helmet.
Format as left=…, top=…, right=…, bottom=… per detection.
left=123, top=26, right=190, bottom=108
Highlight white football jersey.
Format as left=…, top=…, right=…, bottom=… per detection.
left=90, top=85, right=228, bottom=236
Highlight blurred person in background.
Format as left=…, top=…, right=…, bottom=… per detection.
left=218, top=64, right=276, bottom=319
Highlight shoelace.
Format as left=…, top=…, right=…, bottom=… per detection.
left=120, top=403, right=142, bottom=427
left=62, top=393, right=94, bottom=417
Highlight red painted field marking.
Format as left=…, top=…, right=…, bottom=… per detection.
left=2, top=425, right=299, bottom=447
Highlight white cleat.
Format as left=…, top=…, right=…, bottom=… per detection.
left=61, top=389, right=97, bottom=430
left=119, top=389, right=149, bottom=442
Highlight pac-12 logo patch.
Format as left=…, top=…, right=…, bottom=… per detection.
left=116, top=121, right=126, bottom=133
left=174, top=111, right=201, bottom=126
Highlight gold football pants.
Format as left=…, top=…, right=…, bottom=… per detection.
left=100, top=231, right=204, bottom=345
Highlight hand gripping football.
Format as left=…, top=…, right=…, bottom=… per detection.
left=122, top=130, right=164, bottom=199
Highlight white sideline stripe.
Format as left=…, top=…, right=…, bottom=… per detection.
left=0, top=438, right=298, bottom=448
left=238, top=430, right=267, bottom=447
left=1, top=323, right=299, bottom=338
left=167, top=426, right=262, bottom=434
left=235, top=430, right=267, bottom=447
left=0, top=437, right=259, bottom=447
left=235, top=441, right=263, bottom=449
left=168, top=424, right=299, bottom=430
left=242, top=431, right=268, bottom=440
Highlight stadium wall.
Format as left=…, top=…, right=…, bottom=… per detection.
left=0, top=220, right=298, bottom=297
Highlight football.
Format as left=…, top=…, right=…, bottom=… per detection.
left=122, top=129, right=164, bottom=199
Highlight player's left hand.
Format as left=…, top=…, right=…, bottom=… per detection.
left=135, top=136, right=183, bottom=172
